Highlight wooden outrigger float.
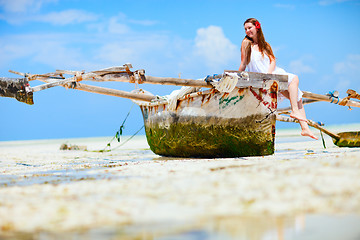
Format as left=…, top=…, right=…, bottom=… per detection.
left=1, top=64, right=360, bottom=157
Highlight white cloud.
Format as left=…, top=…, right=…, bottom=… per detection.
left=319, top=0, right=352, bottom=5
left=313, top=55, right=360, bottom=94
left=0, top=39, right=35, bottom=68
left=288, top=58, right=315, bottom=74
left=0, top=33, right=99, bottom=70
left=96, top=43, right=137, bottom=64
left=0, top=0, right=100, bottom=26
left=0, top=11, right=164, bottom=73
left=128, top=19, right=159, bottom=26
left=335, top=79, right=351, bottom=92
left=37, top=9, right=99, bottom=25
left=108, top=16, right=131, bottom=34
left=1, top=9, right=99, bottom=25
left=330, top=54, right=360, bottom=93
left=273, top=3, right=296, bottom=10
left=334, top=54, right=360, bottom=74
left=0, top=0, right=56, bottom=13
left=107, top=12, right=158, bottom=30
left=194, top=26, right=238, bottom=69
left=33, top=42, right=83, bottom=68
left=1, top=12, right=239, bottom=81
left=0, top=30, right=186, bottom=78
left=100, top=12, right=158, bottom=35
left=93, top=33, right=182, bottom=75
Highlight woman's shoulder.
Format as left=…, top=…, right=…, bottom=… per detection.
left=241, top=38, right=252, bottom=48
left=242, top=37, right=252, bottom=44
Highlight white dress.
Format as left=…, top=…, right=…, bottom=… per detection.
left=246, top=47, right=303, bottom=101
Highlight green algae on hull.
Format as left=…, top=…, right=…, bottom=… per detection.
left=144, top=115, right=275, bottom=158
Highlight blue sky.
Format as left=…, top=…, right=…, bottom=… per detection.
left=1, top=0, right=360, bottom=141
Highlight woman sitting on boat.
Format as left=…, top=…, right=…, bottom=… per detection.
left=238, top=18, right=318, bottom=140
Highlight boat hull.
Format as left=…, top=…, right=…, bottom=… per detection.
left=138, top=81, right=279, bottom=158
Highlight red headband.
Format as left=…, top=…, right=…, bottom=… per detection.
left=255, top=21, right=261, bottom=29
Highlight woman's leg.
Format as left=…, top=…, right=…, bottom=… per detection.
left=281, top=76, right=318, bottom=140
left=297, top=100, right=318, bottom=140
left=288, top=76, right=307, bottom=122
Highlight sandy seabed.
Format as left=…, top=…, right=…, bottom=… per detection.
left=1, top=124, right=360, bottom=240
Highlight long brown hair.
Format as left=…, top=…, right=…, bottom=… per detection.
left=243, top=18, right=275, bottom=65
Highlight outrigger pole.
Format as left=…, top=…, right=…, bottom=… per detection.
left=277, top=114, right=360, bottom=147
left=3, top=64, right=290, bottom=104
left=2, top=63, right=360, bottom=109
left=2, top=64, right=359, bottom=148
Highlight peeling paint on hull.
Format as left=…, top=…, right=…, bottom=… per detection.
left=137, top=82, right=279, bottom=158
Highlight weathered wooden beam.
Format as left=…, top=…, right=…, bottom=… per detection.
left=92, top=73, right=213, bottom=87
left=302, top=91, right=360, bottom=108
left=0, top=77, right=33, bottom=104
left=30, top=71, right=95, bottom=92
left=276, top=114, right=340, bottom=140
left=12, top=66, right=290, bottom=92
left=225, top=71, right=288, bottom=82
left=90, top=66, right=130, bottom=75
left=95, top=72, right=288, bottom=90
left=31, top=77, right=77, bottom=92
left=144, top=76, right=212, bottom=87
left=277, top=99, right=320, bottom=114
left=73, top=83, right=156, bottom=102
left=9, top=70, right=64, bottom=81
left=56, top=70, right=83, bottom=75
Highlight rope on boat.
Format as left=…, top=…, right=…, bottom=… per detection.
left=327, top=90, right=340, bottom=104
left=96, top=103, right=144, bottom=152
left=115, top=103, right=135, bottom=141
left=167, top=86, right=200, bottom=111
left=204, top=74, right=223, bottom=83
left=211, top=72, right=238, bottom=93
left=316, top=121, right=327, bottom=149
left=320, top=129, right=326, bottom=149
left=103, top=125, right=144, bottom=152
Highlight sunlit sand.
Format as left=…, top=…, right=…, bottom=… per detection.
left=1, top=125, right=360, bottom=239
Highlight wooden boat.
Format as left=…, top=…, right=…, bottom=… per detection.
left=1, top=64, right=360, bottom=156
left=133, top=77, right=285, bottom=158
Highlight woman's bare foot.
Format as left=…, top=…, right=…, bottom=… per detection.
left=301, top=129, right=318, bottom=140
left=290, top=111, right=308, bottom=123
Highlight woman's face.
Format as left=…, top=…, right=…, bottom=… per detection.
left=244, top=22, right=257, bottom=39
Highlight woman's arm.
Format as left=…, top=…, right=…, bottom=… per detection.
left=266, top=42, right=276, bottom=73
left=238, top=39, right=250, bottom=71
left=268, top=56, right=276, bottom=74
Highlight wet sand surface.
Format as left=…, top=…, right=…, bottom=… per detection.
left=1, top=125, right=360, bottom=239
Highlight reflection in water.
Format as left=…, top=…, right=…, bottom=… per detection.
left=146, top=214, right=358, bottom=240
left=195, top=215, right=301, bottom=240
left=3, top=214, right=360, bottom=240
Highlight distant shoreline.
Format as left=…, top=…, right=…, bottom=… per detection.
left=1, top=122, right=359, bottom=143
